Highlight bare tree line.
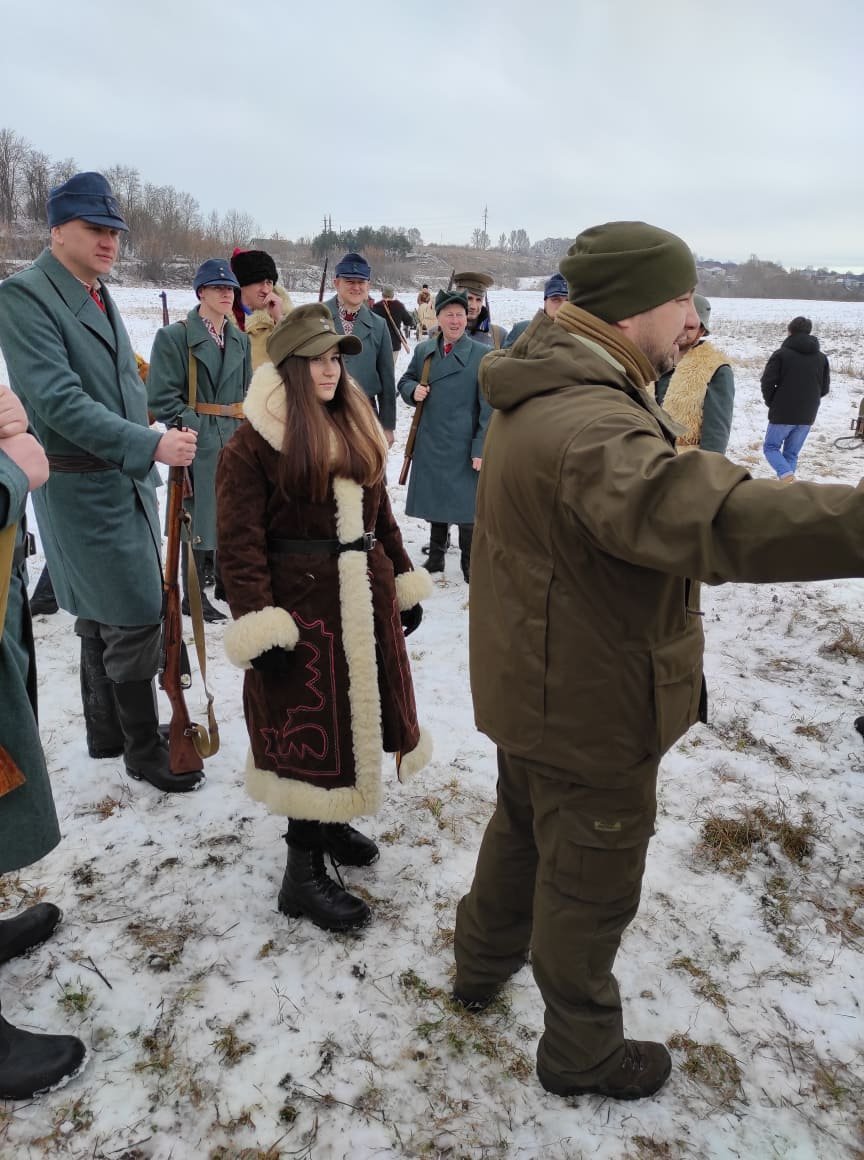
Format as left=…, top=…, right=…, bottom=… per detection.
left=0, top=128, right=258, bottom=279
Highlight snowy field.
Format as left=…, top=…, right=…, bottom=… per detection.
left=1, top=288, right=863, bottom=1159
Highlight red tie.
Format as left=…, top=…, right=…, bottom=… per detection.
left=89, top=286, right=105, bottom=313
left=443, top=343, right=453, bottom=355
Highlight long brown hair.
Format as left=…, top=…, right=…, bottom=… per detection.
left=274, top=353, right=387, bottom=502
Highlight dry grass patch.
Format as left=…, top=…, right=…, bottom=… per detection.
left=667, top=1032, right=744, bottom=1105
left=126, top=915, right=201, bottom=971
left=697, top=803, right=817, bottom=874
left=820, top=622, right=864, bottom=660
left=211, top=1016, right=255, bottom=1065
left=628, top=1138, right=689, bottom=1160
left=710, top=715, right=791, bottom=769
left=668, top=956, right=727, bottom=1010
left=399, top=968, right=531, bottom=1081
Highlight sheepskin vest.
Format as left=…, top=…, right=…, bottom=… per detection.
left=662, top=342, right=730, bottom=448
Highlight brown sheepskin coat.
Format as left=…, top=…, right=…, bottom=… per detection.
left=216, top=363, right=432, bottom=822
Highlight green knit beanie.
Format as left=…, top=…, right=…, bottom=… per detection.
left=559, top=221, right=697, bottom=323
left=435, top=289, right=469, bottom=315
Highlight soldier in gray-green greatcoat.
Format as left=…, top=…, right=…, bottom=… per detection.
left=0, top=386, right=87, bottom=1099
left=0, top=172, right=201, bottom=793
left=147, top=259, right=251, bottom=623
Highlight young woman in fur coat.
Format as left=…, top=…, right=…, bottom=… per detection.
left=216, top=303, right=432, bottom=932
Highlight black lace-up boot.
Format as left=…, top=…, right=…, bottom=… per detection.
left=278, top=823, right=371, bottom=932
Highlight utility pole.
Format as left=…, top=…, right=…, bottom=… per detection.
left=482, top=205, right=488, bottom=239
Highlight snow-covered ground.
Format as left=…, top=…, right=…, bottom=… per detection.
left=1, top=290, right=863, bottom=1159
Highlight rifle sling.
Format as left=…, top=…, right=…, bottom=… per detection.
left=170, top=326, right=220, bottom=760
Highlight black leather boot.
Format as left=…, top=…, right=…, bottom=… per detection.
left=213, top=553, right=226, bottom=602
left=422, top=522, right=449, bottom=574
left=458, top=524, right=474, bottom=583
left=29, top=565, right=59, bottom=616
left=112, top=679, right=203, bottom=793
left=320, top=822, right=379, bottom=867
left=278, top=825, right=371, bottom=932
left=0, top=904, right=62, bottom=966
left=421, top=531, right=451, bottom=555
left=0, top=1001, right=87, bottom=1100
left=80, top=636, right=124, bottom=758
left=200, top=550, right=216, bottom=589
left=181, top=548, right=226, bottom=623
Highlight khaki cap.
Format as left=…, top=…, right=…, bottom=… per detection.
left=453, top=270, right=494, bottom=296
left=266, top=303, right=362, bottom=364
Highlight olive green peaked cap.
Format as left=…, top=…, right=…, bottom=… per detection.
left=559, top=221, right=697, bottom=323
left=266, top=302, right=362, bottom=364
left=453, top=271, right=494, bottom=296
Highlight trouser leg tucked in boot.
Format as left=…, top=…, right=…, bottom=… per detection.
left=278, top=821, right=371, bottom=932
left=422, top=522, right=449, bottom=574
left=29, top=564, right=58, bottom=616
left=320, top=821, right=379, bottom=867
left=182, top=547, right=226, bottom=623
left=112, top=679, right=203, bottom=793
left=0, top=1000, right=87, bottom=1101
left=79, top=634, right=124, bottom=758
left=458, top=523, right=474, bottom=583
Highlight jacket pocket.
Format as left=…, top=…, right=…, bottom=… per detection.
left=650, top=633, right=703, bottom=755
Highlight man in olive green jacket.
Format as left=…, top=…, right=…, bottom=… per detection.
left=454, top=221, right=864, bottom=1103
left=0, top=172, right=200, bottom=793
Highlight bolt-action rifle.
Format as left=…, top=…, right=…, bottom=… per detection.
left=398, top=270, right=454, bottom=486
left=318, top=257, right=328, bottom=302
left=157, top=295, right=219, bottom=775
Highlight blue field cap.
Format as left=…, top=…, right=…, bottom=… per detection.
left=334, top=252, right=372, bottom=280
left=47, top=172, right=128, bottom=231
left=193, top=259, right=241, bottom=295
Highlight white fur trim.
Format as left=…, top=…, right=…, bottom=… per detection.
left=333, top=476, right=385, bottom=813
left=396, top=727, right=433, bottom=784
left=394, top=568, right=433, bottom=611
left=242, top=362, right=287, bottom=451
left=332, top=475, right=365, bottom=542
left=245, top=749, right=379, bottom=822
left=224, top=606, right=299, bottom=670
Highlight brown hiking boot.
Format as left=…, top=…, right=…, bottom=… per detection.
left=538, top=1039, right=671, bottom=1101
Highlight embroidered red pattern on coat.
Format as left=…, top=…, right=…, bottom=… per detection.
left=258, top=616, right=343, bottom=777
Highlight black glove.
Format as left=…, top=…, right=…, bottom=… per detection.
left=251, top=646, right=295, bottom=674
left=401, top=604, right=423, bottom=636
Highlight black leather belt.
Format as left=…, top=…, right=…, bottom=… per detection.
left=267, top=533, right=376, bottom=555
left=47, top=453, right=115, bottom=473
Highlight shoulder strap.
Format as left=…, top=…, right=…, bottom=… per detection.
left=177, top=320, right=198, bottom=409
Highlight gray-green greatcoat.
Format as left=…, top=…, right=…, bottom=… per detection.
left=0, top=250, right=163, bottom=625
left=147, top=309, right=251, bottom=550
left=324, top=297, right=396, bottom=431
left=398, top=333, right=491, bottom=525
left=0, top=450, right=61, bottom=874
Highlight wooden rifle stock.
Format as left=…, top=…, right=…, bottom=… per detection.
left=318, top=257, right=328, bottom=302
left=398, top=354, right=434, bottom=486
left=399, top=398, right=426, bottom=486
left=159, top=418, right=204, bottom=776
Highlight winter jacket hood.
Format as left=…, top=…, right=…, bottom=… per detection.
left=783, top=332, right=820, bottom=356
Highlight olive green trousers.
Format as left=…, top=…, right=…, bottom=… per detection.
left=454, top=748, right=657, bottom=1086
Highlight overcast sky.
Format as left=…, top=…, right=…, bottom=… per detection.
left=3, top=0, right=862, bottom=269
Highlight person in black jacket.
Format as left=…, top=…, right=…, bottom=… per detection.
left=372, top=287, right=414, bottom=363
left=761, top=316, right=830, bottom=480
